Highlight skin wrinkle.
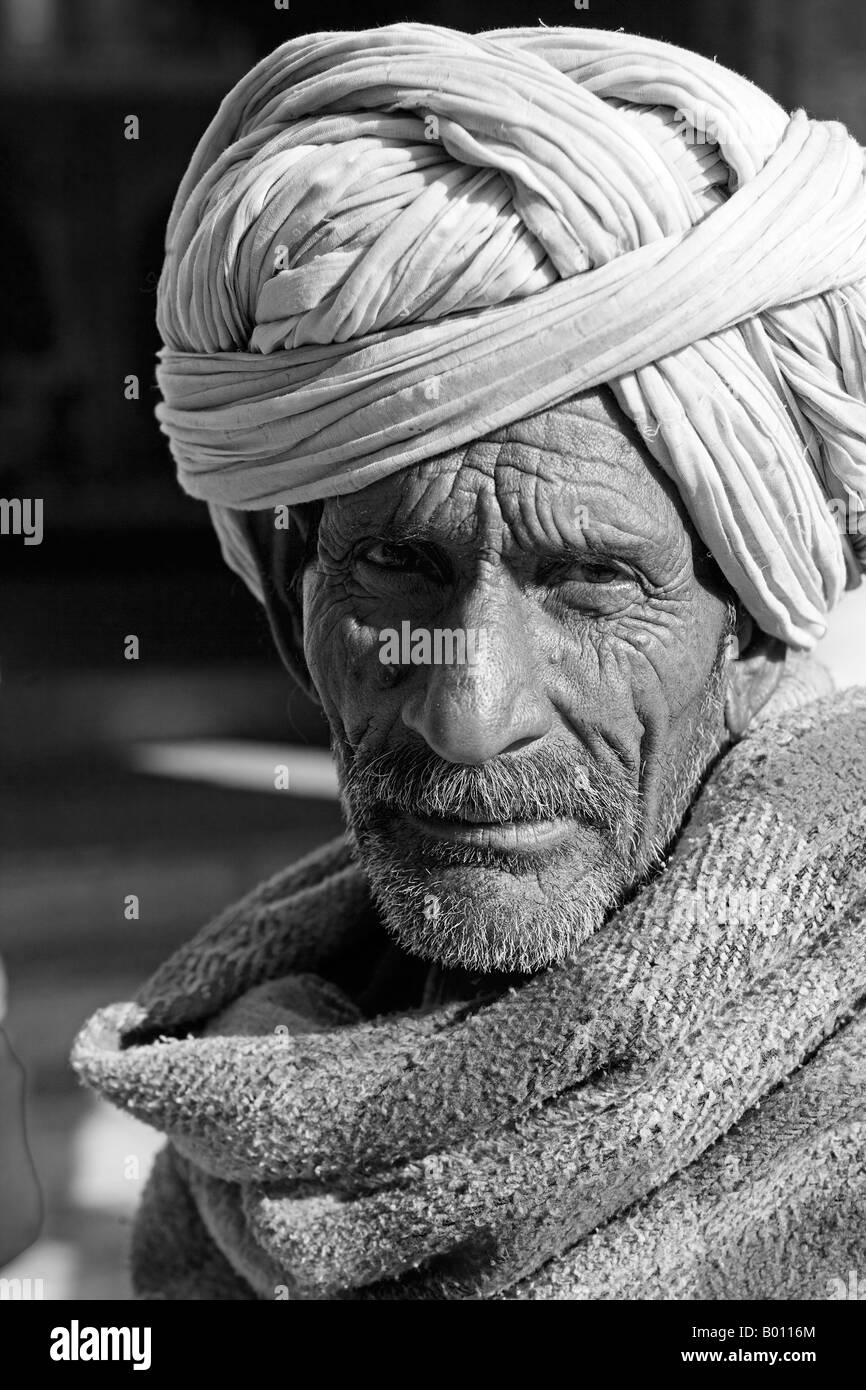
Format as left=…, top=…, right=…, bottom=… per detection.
left=249, top=387, right=783, bottom=975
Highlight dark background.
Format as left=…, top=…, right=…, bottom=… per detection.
left=0, top=0, right=864, bottom=1300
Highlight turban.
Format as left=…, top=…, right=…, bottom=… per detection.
left=155, top=23, right=866, bottom=649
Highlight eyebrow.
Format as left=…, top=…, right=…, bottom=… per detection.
left=539, top=542, right=641, bottom=566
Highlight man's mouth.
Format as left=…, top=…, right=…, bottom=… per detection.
left=400, top=810, right=576, bottom=852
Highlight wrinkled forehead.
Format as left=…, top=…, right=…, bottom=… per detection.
left=322, top=390, right=701, bottom=565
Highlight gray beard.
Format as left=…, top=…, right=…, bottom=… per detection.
left=334, top=644, right=730, bottom=976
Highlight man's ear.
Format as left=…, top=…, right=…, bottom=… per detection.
left=242, top=510, right=321, bottom=704
left=724, top=610, right=787, bottom=738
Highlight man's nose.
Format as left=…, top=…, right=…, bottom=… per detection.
left=400, top=607, right=552, bottom=765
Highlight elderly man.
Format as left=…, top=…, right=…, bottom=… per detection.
left=75, top=24, right=866, bottom=1300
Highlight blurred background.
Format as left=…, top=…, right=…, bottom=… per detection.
left=1, top=0, right=864, bottom=1301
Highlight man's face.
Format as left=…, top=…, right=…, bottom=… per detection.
left=299, top=390, right=733, bottom=974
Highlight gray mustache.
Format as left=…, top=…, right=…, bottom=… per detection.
left=340, top=741, right=635, bottom=831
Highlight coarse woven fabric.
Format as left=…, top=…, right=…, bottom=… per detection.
left=154, top=23, right=866, bottom=649
left=73, top=676, right=866, bottom=1300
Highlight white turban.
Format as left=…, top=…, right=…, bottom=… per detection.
left=155, top=23, right=866, bottom=648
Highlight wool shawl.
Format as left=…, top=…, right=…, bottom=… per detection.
left=73, top=679, right=866, bottom=1299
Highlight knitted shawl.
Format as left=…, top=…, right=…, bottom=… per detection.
left=73, top=683, right=866, bottom=1300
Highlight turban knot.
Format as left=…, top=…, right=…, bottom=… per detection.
left=155, top=23, right=866, bottom=648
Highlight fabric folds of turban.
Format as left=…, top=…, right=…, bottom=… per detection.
left=154, top=23, right=866, bottom=648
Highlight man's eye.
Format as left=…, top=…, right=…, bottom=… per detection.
left=550, top=560, right=632, bottom=585
left=572, top=562, right=625, bottom=584
left=540, top=558, right=642, bottom=614
left=358, top=541, right=428, bottom=573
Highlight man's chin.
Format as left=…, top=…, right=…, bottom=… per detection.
left=353, top=839, right=628, bottom=976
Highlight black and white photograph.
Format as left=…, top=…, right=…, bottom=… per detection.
left=1, top=0, right=865, bottom=1345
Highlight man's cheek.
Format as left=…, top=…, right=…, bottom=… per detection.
left=305, top=593, right=396, bottom=731
left=552, top=628, right=648, bottom=780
